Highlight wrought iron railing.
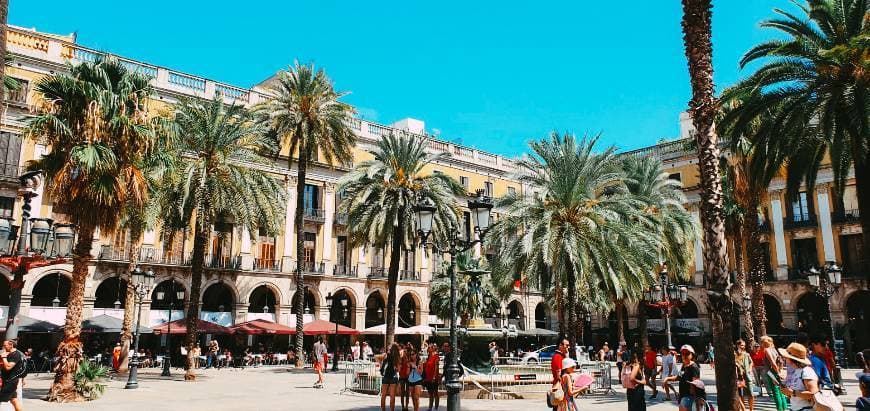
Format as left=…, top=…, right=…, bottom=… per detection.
left=399, top=269, right=421, bottom=281
left=253, top=258, right=281, bottom=272
left=783, top=214, right=817, bottom=230
left=302, top=260, right=325, bottom=274
left=368, top=267, right=387, bottom=278
left=302, top=208, right=326, bottom=223
left=333, top=264, right=357, bottom=277
left=831, top=209, right=860, bottom=224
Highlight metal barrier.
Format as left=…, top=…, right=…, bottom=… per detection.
left=343, top=361, right=382, bottom=394
left=462, top=361, right=616, bottom=399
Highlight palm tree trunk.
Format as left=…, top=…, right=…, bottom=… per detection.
left=565, top=261, right=577, bottom=359
left=183, top=223, right=208, bottom=381
left=743, top=193, right=766, bottom=342
left=615, top=300, right=626, bottom=344
left=852, top=159, right=870, bottom=285
left=293, top=145, right=308, bottom=368
left=681, top=1, right=737, bottom=408
left=47, top=225, right=94, bottom=402
left=385, top=218, right=404, bottom=347
left=639, top=300, right=649, bottom=347
left=733, top=221, right=755, bottom=344
left=119, top=228, right=143, bottom=372
left=554, top=273, right=565, bottom=336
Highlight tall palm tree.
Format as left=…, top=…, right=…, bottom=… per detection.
left=26, top=58, right=155, bottom=401
left=488, top=133, right=659, bottom=359
left=164, top=96, right=285, bottom=380
left=681, top=0, right=737, bottom=407
left=720, top=155, right=755, bottom=344
left=255, top=62, right=355, bottom=365
left=621, top=155, right=698, bottom=346
left=338, top=132, right=462, bottom=346
left=729, top=0, right=869, bottom=282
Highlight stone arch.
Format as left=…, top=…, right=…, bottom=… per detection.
left=202, top=282, right=237, bottom=312
left=398, top=292, right=419, bottom=327
left=365, top=290, right=386, bottom=328
left=248, top=284, right=280, bottom=314
left=674, top=298, right=700, bottom=319
left=150, top=279, right=187, bottom=310
left=534, top=302, right=547, bottom=329
left=506, top=299, right=525, bottom=330
left=763, top=294, right=785, bottom=332
left=796, top=291, right=829, bottom=337
left=291, top=287, right=319, bottom=315
left=327, top=288, right=356, bottom=327
left=330, top=286, right=359, bottom=308
left=0, top=265, right=12, bottom=283
left=22, top=267, right=72, bottom=296
left=93, top=276, right=129, bottom=309
left=200, top=280, right=240, bottom=307
left=845, top=290, right=870, bottom=356
left=30, top=271, right=72, bottom=307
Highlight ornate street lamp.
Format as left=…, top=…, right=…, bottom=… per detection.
left=125, top=266, right=154, bottom=389
left=0, top=171, right=78, bottom=339
left=414, top=190, right=493, bottom=411
left=643, top=264, right=688, bottom=348
left=158, top=281, right=184, bottom=377
left=805, top=261, right=843, bottom=384
left=326, top=292, right=348, bottom=372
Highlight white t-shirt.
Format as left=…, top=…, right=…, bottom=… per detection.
left=785, top=365, right=817, bottom=411
left=661, top=354, right=676, bottom=377
left=351, top=344, right=360, bottom=360
left=313, top=342, right=327, bottom=364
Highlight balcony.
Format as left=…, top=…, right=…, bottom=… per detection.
left=302, top=261, right=325, bottom=274
left=333, top=264, right=357, bottom=277
left=367, top=267, right=387, bottom=279
left=253, top=258, right=281, bottom=272
left=400, top=269, right=421, bottom=281
left=302, top=208, right=326, bottom=224
left=206, top=254, right=241, bottom=270
left=98, top=245, right=132, bottom=262
left=0, top=164, right=23, bottom=184
left=334, top=212, right=348, bottom=226
left=783, top=214, right=817, bottom=230
left=138, top=246, right=190, bottom=266
left=831, top=209, right=860, bottom=224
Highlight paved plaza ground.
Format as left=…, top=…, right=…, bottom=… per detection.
left=8, top=365, right=865, bottom=411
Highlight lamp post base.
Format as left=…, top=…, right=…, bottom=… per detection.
left=161, top=361, right=171, bottom=377
left=125, top=363, right=139, bottom=389
left=445, top=381, right=462, bottom=411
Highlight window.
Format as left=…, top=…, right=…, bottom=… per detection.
left=459, top=176, right=469, bottom=189
left=484, top=181, right=493, bottom=197
left=5, top=78, right=27, bottom=105
left=303, top=232, right=316, bottom=263
left=842, top=186, right=858, bottom=211
left=791, top=238, right=818, bottom=272
left=371, top=247, right=385, bottom=268
left=257, top=228, right=276, bottom=264
left=462, top=211, right=472, bottom=240
left=507, top=186, right=516, bottom=196
left=0, top=197, right=13, bottom=219
left=336, top=236, right=348, bottom=268
left=0, top=133, right=22, bottom=179
left=303, top=184, right=319, bottom=211
left=668, top=173, right=682, bottom=182
left=791, top=192, right=810, bottom=221
left=839, top=234, right=865, bottom=276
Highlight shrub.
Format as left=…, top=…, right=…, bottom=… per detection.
left=73, top=359, right=108, bottom=400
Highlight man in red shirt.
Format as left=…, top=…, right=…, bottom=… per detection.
left=644, top=343, right=659, bottom=399
left=423, top=344, right=441, bottom=411
left=550, top=338, right=569, bottom=410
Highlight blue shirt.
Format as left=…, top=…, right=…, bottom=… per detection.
left=808, top=353, right=832, bottom=387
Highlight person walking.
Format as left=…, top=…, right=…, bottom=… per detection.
left=381, top=343, right=401, bottom=411
left=642, top=343, right=658, bottom=400
left=751, top=342, right=766, bottom=397
left=560, top=358, right=581, bottom=411
left=621, top=351, right=646, bottom=411
left=778, top=343, right=820, bottom=411
left=352, top=341, right=360, bottom=362
left=313, top=336, right=327, bottom=388
left=112, top=342, right=121, bottom=371
left=660, top=346, right=677, bottom=401
left=735, top=339, right=756, bottom=411
left=207, top=340, right=220, bottom=369
left=706, top=343, right=715, bottom=369
left=808, top=334, right=833, bottom=389
left=676, top=345, right=701, bottom=411
left=616, top=343, right=626, bottom=376
left=399, top=344, right=411, bottom=411
left=422, top=344, right=440, bottom=411
left=760, top=336, right=789, bottom=411
left=0, top=340, right=26, bottom=411
left=407, top=345, right=423, bottom=411
left=549, top=338, right=569, bottom=410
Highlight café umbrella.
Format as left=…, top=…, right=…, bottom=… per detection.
left=300, top=319, right=359, bottom=335
left=229, top=319, right=296, bottom=335
left=152, top=318, right=234, bottom=335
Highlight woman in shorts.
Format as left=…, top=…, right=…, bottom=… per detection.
left=381, top=343, right=401, bottom=411
left=407, top=345, right=423, bottom=411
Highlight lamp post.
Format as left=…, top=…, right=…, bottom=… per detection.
left=805, top=262, right=843, bottom=384
left=414, top=190, right=493, bottom=411
left=326, top=292, right=347, bottom=372
left=579, top=310, right=592, bottom=348
left=125, top=266, right=154, bottom=389
left=0, top=170, right=77, bottom=340
left=643, top=264, right=688, bottom=348
left=159, top=281, right=184, bottom=377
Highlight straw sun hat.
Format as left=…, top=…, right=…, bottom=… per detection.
left=777, top=343, right=811, bottom=366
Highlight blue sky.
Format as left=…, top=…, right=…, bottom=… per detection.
left=12, top=1, right=785, bottom=157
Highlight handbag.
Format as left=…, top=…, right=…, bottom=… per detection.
left=812, top=389, right=843, bottom=411
left=408, top=368, right=423, bottom=384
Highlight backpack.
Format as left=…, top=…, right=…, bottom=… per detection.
left=549, top=381, right=565, bottom=406
left=621, top=365, right=637, bottom=389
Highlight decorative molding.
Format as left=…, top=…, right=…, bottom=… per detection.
left=792, top=228, right=816, bottom=240
left=841, top=225, right=862, bottom=235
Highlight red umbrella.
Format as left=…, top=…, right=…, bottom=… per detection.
left=301, top=319, right=359, bottom=335
left=152, top=318, right=235, bottom=335
left=230, top=319, right=296, bottom=335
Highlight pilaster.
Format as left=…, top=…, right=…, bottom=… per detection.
left=281, top=177, right=297, bottom=270
left=816, top=184, right=836, bottom=262
left=769, top=190, right=789, bottom=280
left=322, top=183, right=336, bottom=274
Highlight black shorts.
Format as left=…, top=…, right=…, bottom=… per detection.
left=382, top=377, right=398, bottom=385
left=0, top=378, right=18, bottom=402
left=423, top=381, right=439, bottom=392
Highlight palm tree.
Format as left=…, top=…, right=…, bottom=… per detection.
left=729, top=0, right=869, bottom=282
left=429, top=253, right=500, bottom=326
left=681, top=0, right=737, bottom=406
left=338, top=131, right=462, bottom=346
left=621, top=155, right=698, bottom=346
left=26, top=58, right=155, bottom=401
left=255, top=62, right=355, bottom=365
left=488, top=133, right=659, bottom=359
left=164, top=96, right=285, bottom=380
left=720, top=155, right=755, bottom=344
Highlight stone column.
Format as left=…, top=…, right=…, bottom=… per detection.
left=769, top=190, right=789, bottom=280
left=234, top=303, right=248, bottom=325
left=322, top=183, right=336, bottom=274
left=239, top=227, right=254, bottom=271
left=691, top=208, right=704, bottom=285
left=281, top=177, right=297, bottom=271
left=357, top=247, right=367, bottom=278
left=816, top=184, right=836, bottom=262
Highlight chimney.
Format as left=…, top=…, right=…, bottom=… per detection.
left=391, top=118, right=425, bottom=135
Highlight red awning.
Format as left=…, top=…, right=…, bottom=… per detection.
left=152, top=319, right=234, bottom=335
left=302, top=319, right=359, bottom=335
left=229, top=319, right=296, bottom=335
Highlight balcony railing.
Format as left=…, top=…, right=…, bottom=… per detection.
left=400, top=269, right=421, bottom=281
left=783, top=214, right=817, bottom=230
left=138, top=246, right=190, bottom=266
left=0, top=164, right=24, bottom=183
left=253, top=258, right=281, bottom=272
left=302, top=261, right=325, bottom=274
left=98, top=245, right=132, bottom=262
left=831, top=209, right=860, bottom=224
left=368, top=267, right=387, bottom=279
left=334, top=212, right=348, bottom=226
left=206, top=254, right=241, bottom=270
left=302, top=208, right=326, bottom=223
left=333, top=264, right=357, bottom=277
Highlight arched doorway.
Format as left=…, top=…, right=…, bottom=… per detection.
left=30, top=272, right=71, bottom=325
left=846, top=290, right=870, bottom=354
left=0, top=275, right=9, bottom=307
left=534, top=303, right=547, bottom=329
left=797, top=292, right=829, bottom=337
left=365, top=291, right=385, bottom=328
left=150, top=279, right=186, bottom=326
left=607, top=305, right=629, bottom=345
left=764, top=295, right=785, bottom=332
left=248, top=285, right=278, bottom=322
left=398, top=293, right=418, bottom=327
left=93, top=276, right=128, bottom=310
left=506, top=300, right=524, bottom=330
left=202, top=282, right=235, bottom=326
left=291, top=288, right=317, bottom=317
left=329, top=289, right=355, bottom=328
